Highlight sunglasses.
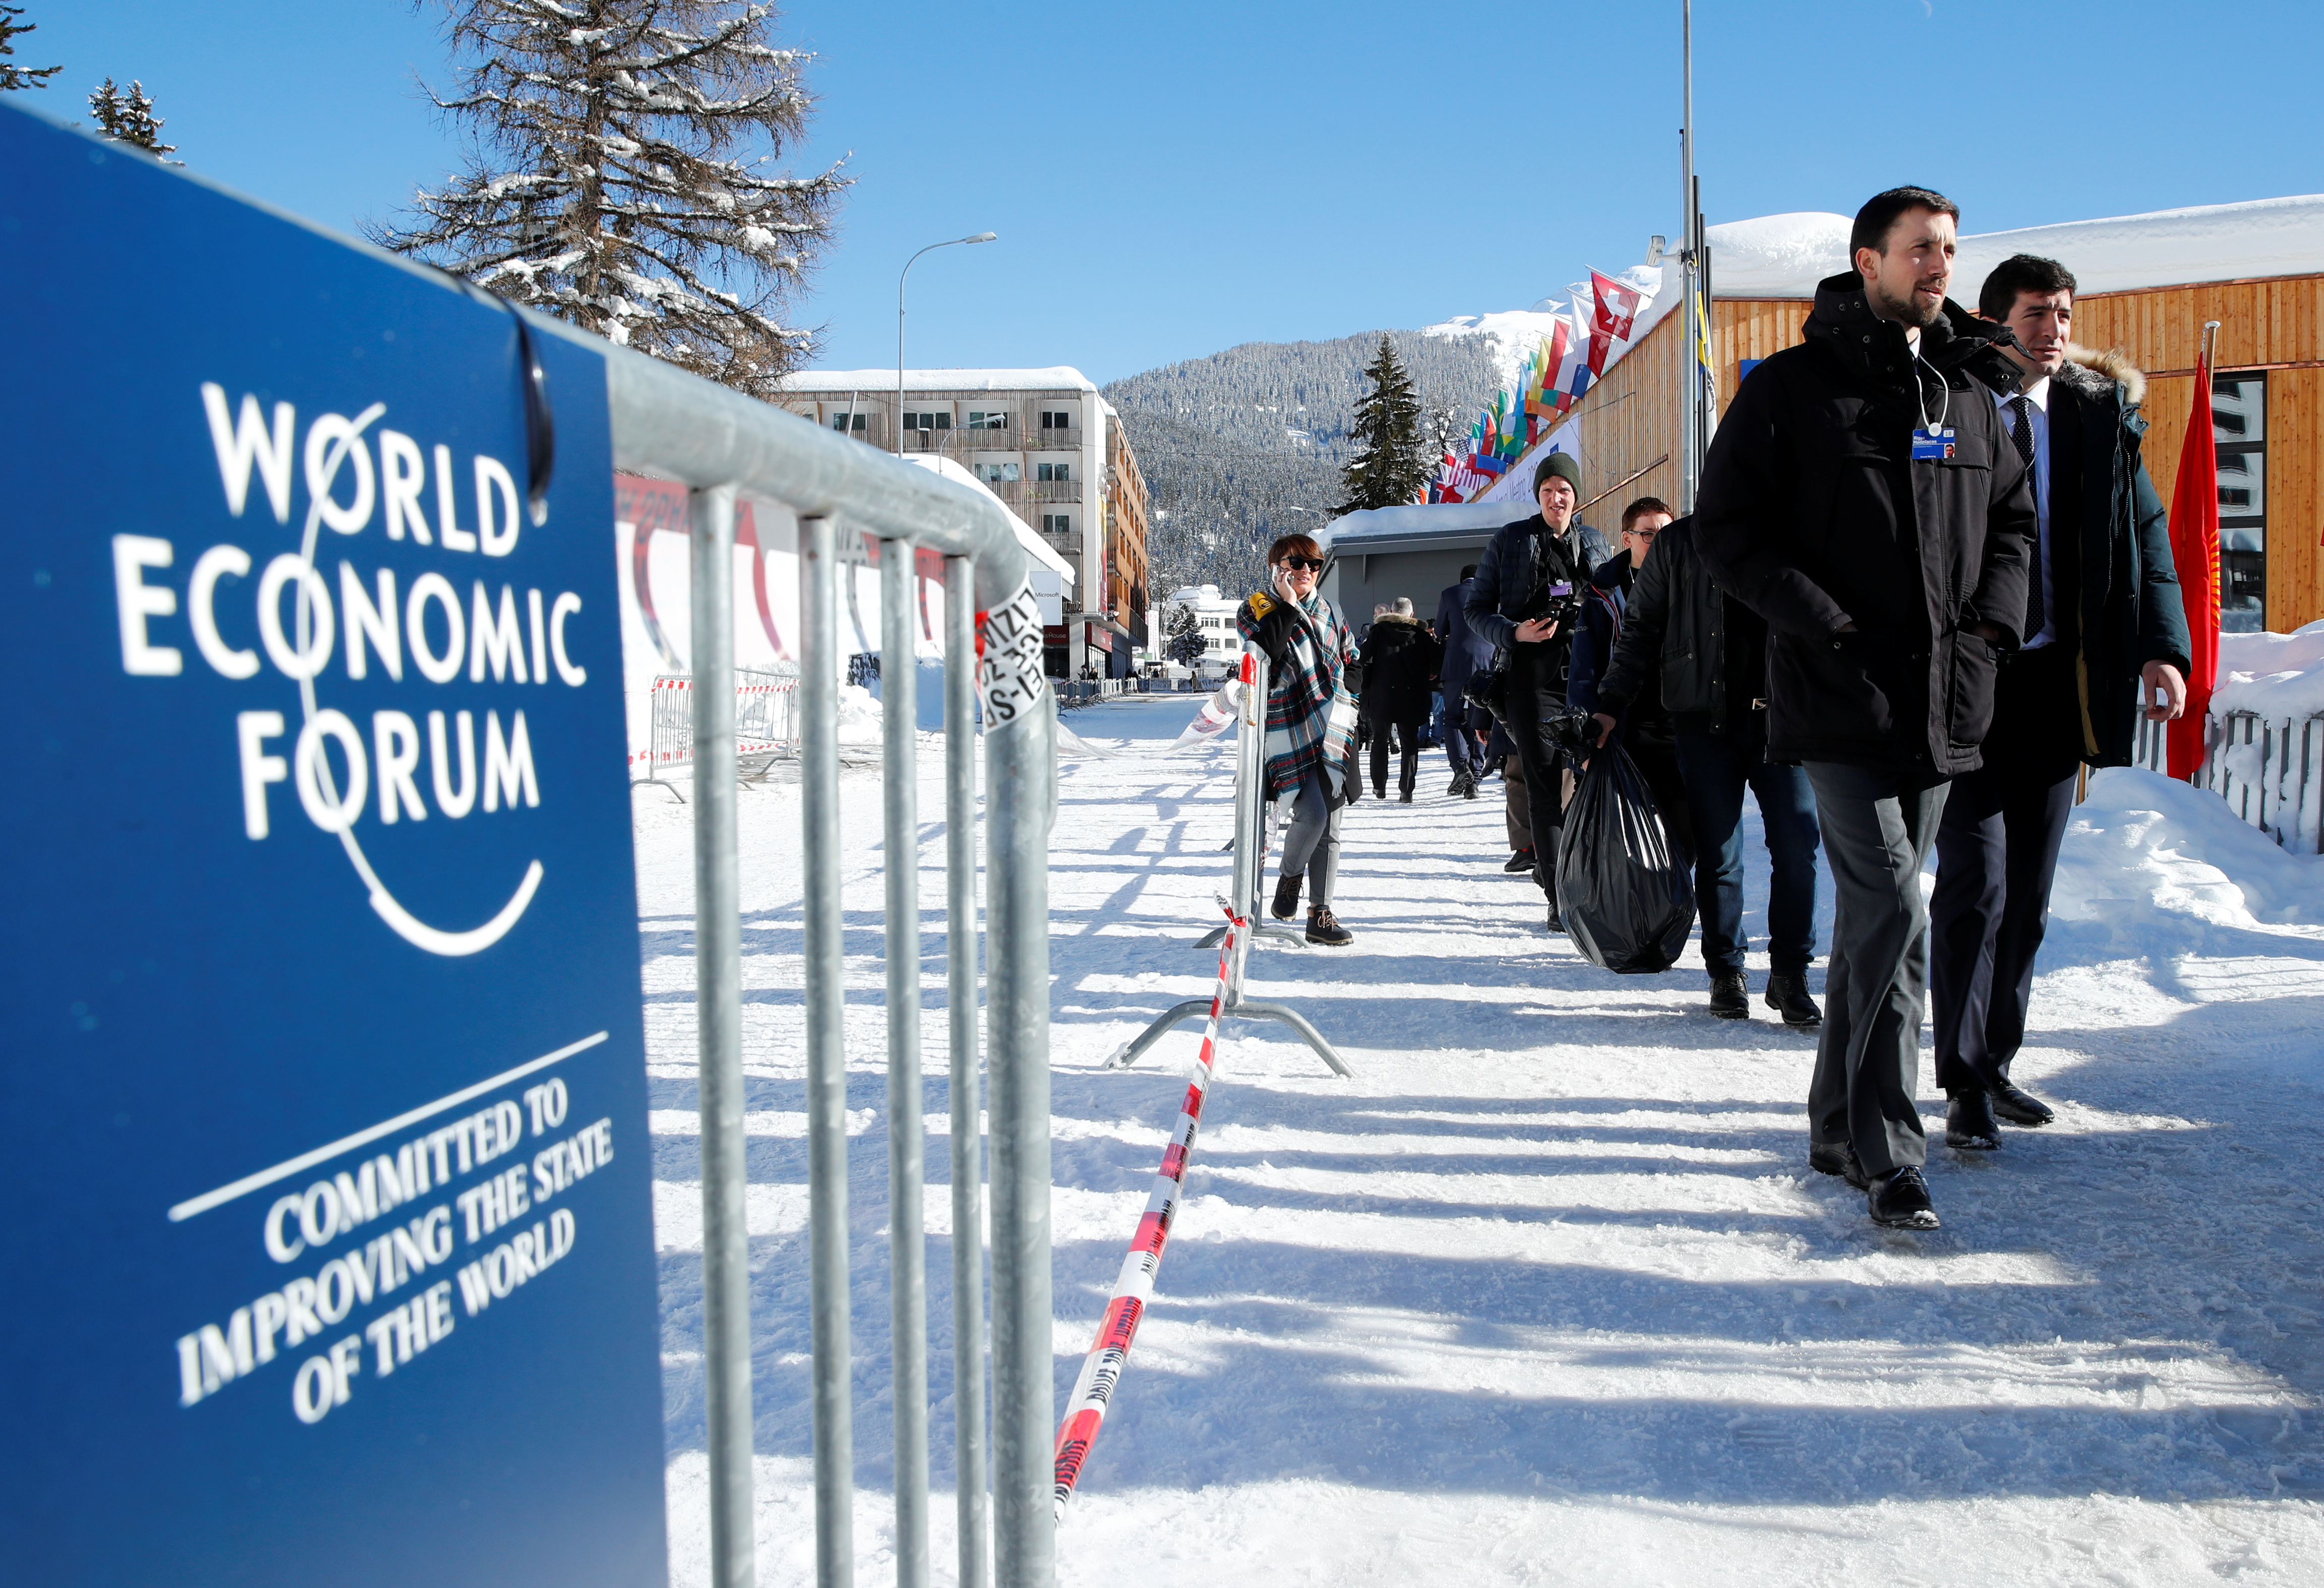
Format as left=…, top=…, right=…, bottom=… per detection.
left=1279, top=556, right=1326, bottom=572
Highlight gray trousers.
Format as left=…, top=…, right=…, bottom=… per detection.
left=1803, top=762, right=1951, bottom=1176
left=1278, top=774, right=1342, bottom=909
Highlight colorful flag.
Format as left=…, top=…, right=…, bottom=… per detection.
left=2166, top=354, right=2221, bottom=781
left=1591, top=269, right=1643, bottom=342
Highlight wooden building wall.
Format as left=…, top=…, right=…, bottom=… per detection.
left=1553, top=275, right=2324, bottom=631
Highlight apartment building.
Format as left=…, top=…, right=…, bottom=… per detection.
left=776, top=367, right=1151, bottom=678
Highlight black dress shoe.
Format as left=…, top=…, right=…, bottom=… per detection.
left=1463, top=778, right=1479, bottom=800
left=1504, top=847, right=1537, bottom=874
left=1868, top=1166, right=1940, bottom=1229
left=1764, top=973, right=1822, bottom=1028
left=1708, top=971, right=1749, bottom=1018
left=1945, top=1089, right=2000, bottom=1150
left=1988, top=1079, right=2055, bottom=1127
left=1808, top=1141, right=1868, bottom=1190
left=1270, top=870, right=1303, bottom=921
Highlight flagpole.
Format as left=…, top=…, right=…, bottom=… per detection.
left=1679, top=0, right=1699, bottom=512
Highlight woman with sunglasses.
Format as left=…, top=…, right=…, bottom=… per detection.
left=1236, top=534, right=1361, bottom=946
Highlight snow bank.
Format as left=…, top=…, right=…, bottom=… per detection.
left=1704, top=211, right=1852, bottom=297
left=2047, top=766, right=2324, bottom=959
left=2212, top=618, right=2324, bottom=720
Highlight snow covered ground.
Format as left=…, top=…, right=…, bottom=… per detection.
left=641, top=695, right=2324, bottom=1586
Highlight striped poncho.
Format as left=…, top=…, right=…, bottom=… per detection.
left=1236, top=585, right=1360, bottom=802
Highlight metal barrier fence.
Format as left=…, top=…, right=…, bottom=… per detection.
left=2131, top=707, right=2324, bottom=854
left=581, top=326, right=1059, bottom=1587
left=631, top=665, right=803, bottom=802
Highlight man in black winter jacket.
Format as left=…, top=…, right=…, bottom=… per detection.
left=1696, top=187, right=2036, bottom=1231
left=1466, top=451, right=1613, bottom=927
left=1929, top=255, right=2191, bottom=1152
left=1593, top=513, right=1824, bottom=1028
left=1358, top=599, right=1442, bottom=800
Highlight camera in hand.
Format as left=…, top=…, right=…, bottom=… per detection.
left=1528, top=580, right=1584, bottom=635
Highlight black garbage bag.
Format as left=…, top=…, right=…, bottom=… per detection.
left=1556, top=744, right=1695, bottom=973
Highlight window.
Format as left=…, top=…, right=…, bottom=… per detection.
left=1040, top=410, right=1076, bottom=430
left=1042, top=513, right=1072, bottom=535
left=975, top=461, right=1021, bottom=484
left=828, top=410, right=866, bottom=433
left=966, top=410, right=1009, bottom=430
left=2215, top=372, right=2266, bottom=633
left=1037, top=462, right=1072, bottom=483
left=903, top=410, right=951, bottom=432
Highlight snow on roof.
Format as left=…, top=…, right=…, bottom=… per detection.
left=1321, top=500, right=1522, bottom=549
left=1702, top=196, right=2324, bottom=299
left=899, top=455, right=1075, bottom=586
left=782, top=367, right=1099, bottom=394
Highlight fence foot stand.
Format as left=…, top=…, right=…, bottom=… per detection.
left=1106, top=992, right=1351, bottom=1077
left=1196, top=921, right=1305, bottom=950
left=630, top=775, right=686, bottom=805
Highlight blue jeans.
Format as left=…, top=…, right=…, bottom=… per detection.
left=1674, top=722, right=1821, bottom=975
left=1440, top=692, right=1487, bottom=779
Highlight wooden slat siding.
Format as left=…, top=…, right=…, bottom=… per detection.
left=2071, top=274, right=2324, bottom=630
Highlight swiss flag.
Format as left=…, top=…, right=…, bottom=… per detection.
left=2166, top=355, right=2221, bottom=781
left=1591, top=270, right=1642, bottom=342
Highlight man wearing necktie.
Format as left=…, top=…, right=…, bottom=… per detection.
left=1930, top=254, right=2193, bottom=1150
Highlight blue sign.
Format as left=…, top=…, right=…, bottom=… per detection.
left=1, top=106, right=669, bottom=1584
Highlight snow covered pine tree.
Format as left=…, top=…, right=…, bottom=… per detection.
left=1336, top=336, right=1432, bottom=512
left=375, top=0, right=847, bottom=395
left=87, top=78, right=179, bottom=161
left=1165, top=602, right=1206, bottom=667
left=0, top=6, right=61, bottom=93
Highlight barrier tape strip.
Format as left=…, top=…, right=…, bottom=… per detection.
left=1051, top=894, right=1242, bottom=1519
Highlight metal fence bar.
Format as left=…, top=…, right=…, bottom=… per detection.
left=690, top=485, right=756, bottom=1588
left=984, top=664, right=1055, bottom=1588
left=881, top=543, right=931, bottom=1588
left=800, top=514, right=857, bottom=1588
left=944, top=554, right=991, bottom=1588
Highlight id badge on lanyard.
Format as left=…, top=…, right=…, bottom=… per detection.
left=1912, top=427, right=1957, bottom=461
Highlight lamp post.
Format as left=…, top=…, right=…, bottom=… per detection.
left=898, top=231, right=998, bottom=455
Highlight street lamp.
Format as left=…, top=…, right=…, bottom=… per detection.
left=898, top=231, right=998, bottom=455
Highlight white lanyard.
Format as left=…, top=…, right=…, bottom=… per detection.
left=1912, top=350, right=1951, bottom=433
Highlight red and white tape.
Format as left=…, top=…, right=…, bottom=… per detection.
left=1051, top=895, right=1241, bottom=1518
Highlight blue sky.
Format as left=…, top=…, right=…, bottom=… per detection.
left=24, top=1, right=2324, bottom=384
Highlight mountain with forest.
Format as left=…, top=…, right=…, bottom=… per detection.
left=1102, top=328, right=1502, bottom=598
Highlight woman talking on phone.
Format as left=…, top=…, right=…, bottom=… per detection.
left=1237, top=533, right=1362, bottom=946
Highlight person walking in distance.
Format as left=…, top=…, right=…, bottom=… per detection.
left=1239, top=534, right=1361, bottom=946
left=1696, top=187, right=2035, bottom=1229
left=1465, top=452, right=1612, bottom=928
left=1358, top=597, right=1442, bottom=801
left=1930, top=255, right=2191, bottom=1149
left=1592, top=506, right=1826, bottom=1026
left=1437, top=564, right=1494, bottom=797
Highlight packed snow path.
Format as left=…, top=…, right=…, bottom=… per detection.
left=642, top=695, right=2324, bottom=1585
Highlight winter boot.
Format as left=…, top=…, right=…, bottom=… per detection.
left=1764, top=973, right=1822, bottom=1028
left=1945, top=1089, right=2001, bottom=1151
left=1868, top=1166, right=1940, bottom=1230
left=1708, top=971, right=1749, bottom=1019
left=1305, top=906, right=1354, bottom=947
left=1447, top=773, right=1469, bottom=797
left=1463, top=775, right=1480, bottom=800
left=1271, top=871, right=1303, bottom=921
left=1503, top=847, right=1537, bottom=874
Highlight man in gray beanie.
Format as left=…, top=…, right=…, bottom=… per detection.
left=1464, top=450, right=1611, bottom=928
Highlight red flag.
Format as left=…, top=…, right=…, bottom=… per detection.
left=1590, top=269, right=1642, bottom=341
left=2165, top=352, right=2220, bottom=781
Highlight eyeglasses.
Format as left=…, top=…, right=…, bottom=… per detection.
left=1623, top=526, right=1662, bottom=540
left=1280, top=556, right=1325, bottom=572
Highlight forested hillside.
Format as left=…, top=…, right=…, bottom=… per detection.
left=1104, top=329, right=1501, bottom=597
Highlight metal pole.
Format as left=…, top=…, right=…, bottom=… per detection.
left=1679, top=0, right=1699, bottom=512
left=943, top=555, right=990, bottom=1588
left=898, top=233, right=999, bottom=456
left=800, top=514, right=857, bottom=1588
left=985, top=691, right=1055, bottom=1587
left=691, top=483, right=756, bottom=1588
left=881, top=544, right=931, bottom=1588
